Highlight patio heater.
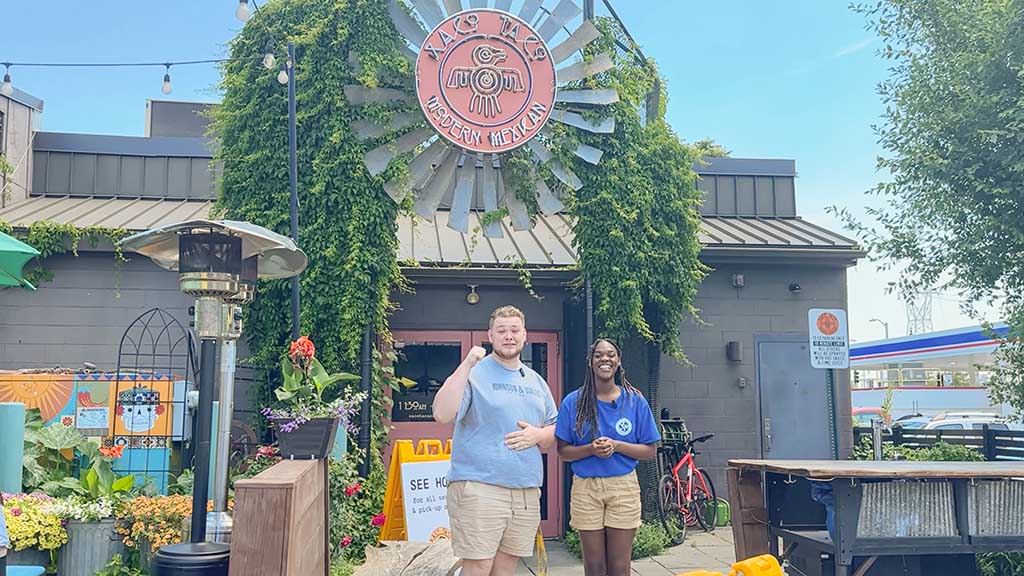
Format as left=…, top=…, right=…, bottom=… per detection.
left=119, top=221, right=306, bottom=567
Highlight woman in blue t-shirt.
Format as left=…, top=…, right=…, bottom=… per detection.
left=556, top=338, right=661, bottom=576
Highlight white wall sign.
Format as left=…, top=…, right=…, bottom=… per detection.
left=400, top=459, right=450, bottom=542
left=808, top=308, right=850, bottom=369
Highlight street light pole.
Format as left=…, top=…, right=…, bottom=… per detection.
left=288, top=42, right=300, bottom=340
left=870, top=318, right=889, bottom=339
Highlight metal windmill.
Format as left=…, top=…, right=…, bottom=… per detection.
left=345, top=0, right=618, bottom=237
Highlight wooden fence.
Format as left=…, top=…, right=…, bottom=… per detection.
left=853, top=426, right=1024, bottom=461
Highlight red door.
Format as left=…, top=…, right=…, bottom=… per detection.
left=388, top=330, right=563, bottom=537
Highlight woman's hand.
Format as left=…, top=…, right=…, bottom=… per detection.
left=593, top=437, right=615, bottom=458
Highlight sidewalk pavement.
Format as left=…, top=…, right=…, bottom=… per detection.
left=516, top=529, right=738, bottom=575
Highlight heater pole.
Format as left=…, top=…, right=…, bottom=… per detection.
left=191, top=336, right=218, bottom=542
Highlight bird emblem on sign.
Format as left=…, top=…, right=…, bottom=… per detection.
left=446, top=45, right=526, bottom=118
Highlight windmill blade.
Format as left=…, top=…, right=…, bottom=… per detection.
left=556, top=89, right=620, bottom=106
left=443, top=0, right=463, bottom=16
left=528, top=139, right=583, bottom=191
left=494, top=0, right=513, bottom=11
left=412, top=0, right=446, bottom=28
left=537, top=0, right=582, bottom=43
left=480, top=155, right=503, bottom=237
left=556, top=52, right=614, bottom=84
left=383, top=139, right=452, bottom=202
left=550, top=20, right=601, bottom=64
left=409, top=139, right=453, bottom=190
left=551, top=108, right=615, bottom=133
left=468, top=0, right=488, bottom=7
left=401, top=45, right=418, bottom=66
left=541, top=126, right=603, bottom=164
left=364, top=127, right=435, bottom=176
left=448, top=155, right=478, bottom=234
left=518, top=0, right=543, bottom=22
left=388, top=0, right=428, bottom=47
left=414, top=152, right=459, bottom=220
left=343, top=85, right=416, bottom=106
left=498, top=169, right=532, bottom=231
left=535, top=176, right=566, bottom=214
left=352, top=112, right=423, bottom=140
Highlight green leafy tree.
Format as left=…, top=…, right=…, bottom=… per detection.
left=836, top=0, right=1024, bottom=413
left=690, top=138, right=731, bottom=158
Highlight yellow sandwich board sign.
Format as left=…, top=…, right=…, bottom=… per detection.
left=378, top=439, right=452, bottom=542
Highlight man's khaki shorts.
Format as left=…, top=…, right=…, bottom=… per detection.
left=447, top=480, right=541, bottom=559
left=570, top=471, right=642, bottom=531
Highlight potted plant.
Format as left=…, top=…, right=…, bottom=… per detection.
left=2, top=493, right=67, bottom=571
left=43, top=443, right=135, bottom=576
left=115, top=494, right=209, bottom=572
left=262, top=336, right=365, bottom=459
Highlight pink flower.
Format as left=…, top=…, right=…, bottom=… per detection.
left=10, top=508, right=21, bottom=516
left=340, top=536, right=352, bottom=548
left=256, top=445, right=278, bottom=458
left=371, top=513, right=386, bottom=527
left=344, top=483, right=361, bottom=497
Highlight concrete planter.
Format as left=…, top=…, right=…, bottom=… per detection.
left=57, top=519, right=124, bottom=576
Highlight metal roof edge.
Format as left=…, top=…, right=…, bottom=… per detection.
left=694, top=157, right=796, bottom=177
left=3, top=88, right=44, bottom=111
left=33, top=132, right=213, bottom=158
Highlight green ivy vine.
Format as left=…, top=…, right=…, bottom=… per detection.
left=212, top=0, right=408, bottom=511
left=0, top=220, right=129, bottom=286
left=559, top=18, right=708, bottom=360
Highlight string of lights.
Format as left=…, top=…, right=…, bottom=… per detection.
left=0, top=1, right=280, bottom=97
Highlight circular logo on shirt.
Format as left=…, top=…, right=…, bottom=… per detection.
left=615, top=418, right=633, bottom=436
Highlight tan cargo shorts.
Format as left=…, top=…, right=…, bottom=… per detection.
left=447, top=480, right=541, bottom=559
left=570, top=470, right=642, bottom=531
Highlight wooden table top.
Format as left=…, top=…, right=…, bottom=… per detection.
left=728, top=459, right=1024, bottom=479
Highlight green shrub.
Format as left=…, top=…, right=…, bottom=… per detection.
left=563, top=522, right=669, bottom=561
left=851, top=438, right=984, bottom=462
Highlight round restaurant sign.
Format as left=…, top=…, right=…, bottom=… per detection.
left=816, top=312, right=840, bottom=336
left=415, top=9, right=557, bottom=155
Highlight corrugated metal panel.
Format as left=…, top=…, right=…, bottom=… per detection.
left=0, top=197, right=860, bottom=266
left=857, top=481, right=957, bottom=538
left=969, top=480, right=1024, bottom=536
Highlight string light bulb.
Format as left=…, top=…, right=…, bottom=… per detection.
left=161, top=64, right=172, bottom=95
left=236, top=0, right=251, bottom=23
left=277, top=62, right=289, bottom=85
left=1, top=64, right=12, bottom=97
left=262, top=42, right=276, bottom=70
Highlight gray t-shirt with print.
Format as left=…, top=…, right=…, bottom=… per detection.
left=448, top=354, right=557, bottom=489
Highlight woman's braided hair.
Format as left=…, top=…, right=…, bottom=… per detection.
left=574, top=338, right=641, bottom=440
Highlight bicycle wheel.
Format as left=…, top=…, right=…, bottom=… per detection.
left=658, top=473, right=687, bottom=546
left=688, top=468, right=718, bottom=532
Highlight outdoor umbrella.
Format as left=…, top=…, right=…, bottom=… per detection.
left=0, top=231, right=39, bottom=290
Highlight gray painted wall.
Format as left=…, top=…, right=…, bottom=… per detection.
left=0, top=252, right=193, bottom=371
left=145, top=100, right=214, bottom=139
left=662, top=261, right=852, bottom=490
left=0, top=253, right=851, bottom=494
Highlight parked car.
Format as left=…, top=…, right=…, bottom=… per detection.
left=892, top=413, right=931, bottom=429
left=922, top=412, right=1009, bottom=430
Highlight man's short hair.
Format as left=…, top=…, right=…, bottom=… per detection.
left=490, top=305, right=526, bottom=328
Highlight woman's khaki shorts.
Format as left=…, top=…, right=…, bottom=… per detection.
left=570, top=471, right=642, bottom=531
left=447, top=480, right=541, bottom=559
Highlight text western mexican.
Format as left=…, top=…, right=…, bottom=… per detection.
left=425, top=95, right=548, bottom=147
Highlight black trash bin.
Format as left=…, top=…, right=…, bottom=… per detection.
left=152, top=542, right=230, bottom=576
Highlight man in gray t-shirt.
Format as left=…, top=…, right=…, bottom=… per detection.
left=433, top=305, right=556, bottom=576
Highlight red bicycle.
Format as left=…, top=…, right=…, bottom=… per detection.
left=656, top=431, right=717, bottom=546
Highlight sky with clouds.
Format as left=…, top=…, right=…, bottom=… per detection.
left=0, top=1, right=1002, bottom=342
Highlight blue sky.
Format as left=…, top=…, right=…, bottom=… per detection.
left=1, top=1, right=999, bottom=340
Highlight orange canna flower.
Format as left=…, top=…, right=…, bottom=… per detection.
left=289, top=336, right=316, bottom=363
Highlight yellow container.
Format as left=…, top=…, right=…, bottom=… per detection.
left=728, top=554, right=783, bottom=576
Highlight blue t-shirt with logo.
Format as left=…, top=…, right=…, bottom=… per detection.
left=448, top=355, right=558, bottom=489
left=555, top=387, right=660, bottom=478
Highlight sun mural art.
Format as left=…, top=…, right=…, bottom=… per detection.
left=0, top=374, right=74, bottom=423
left=346, top=0, right=618, bottom=236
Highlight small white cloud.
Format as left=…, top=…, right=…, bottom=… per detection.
left=835, top=37, right=876, bottom=58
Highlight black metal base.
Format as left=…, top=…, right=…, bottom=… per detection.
left=152, top=542, right=230, bottom=576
